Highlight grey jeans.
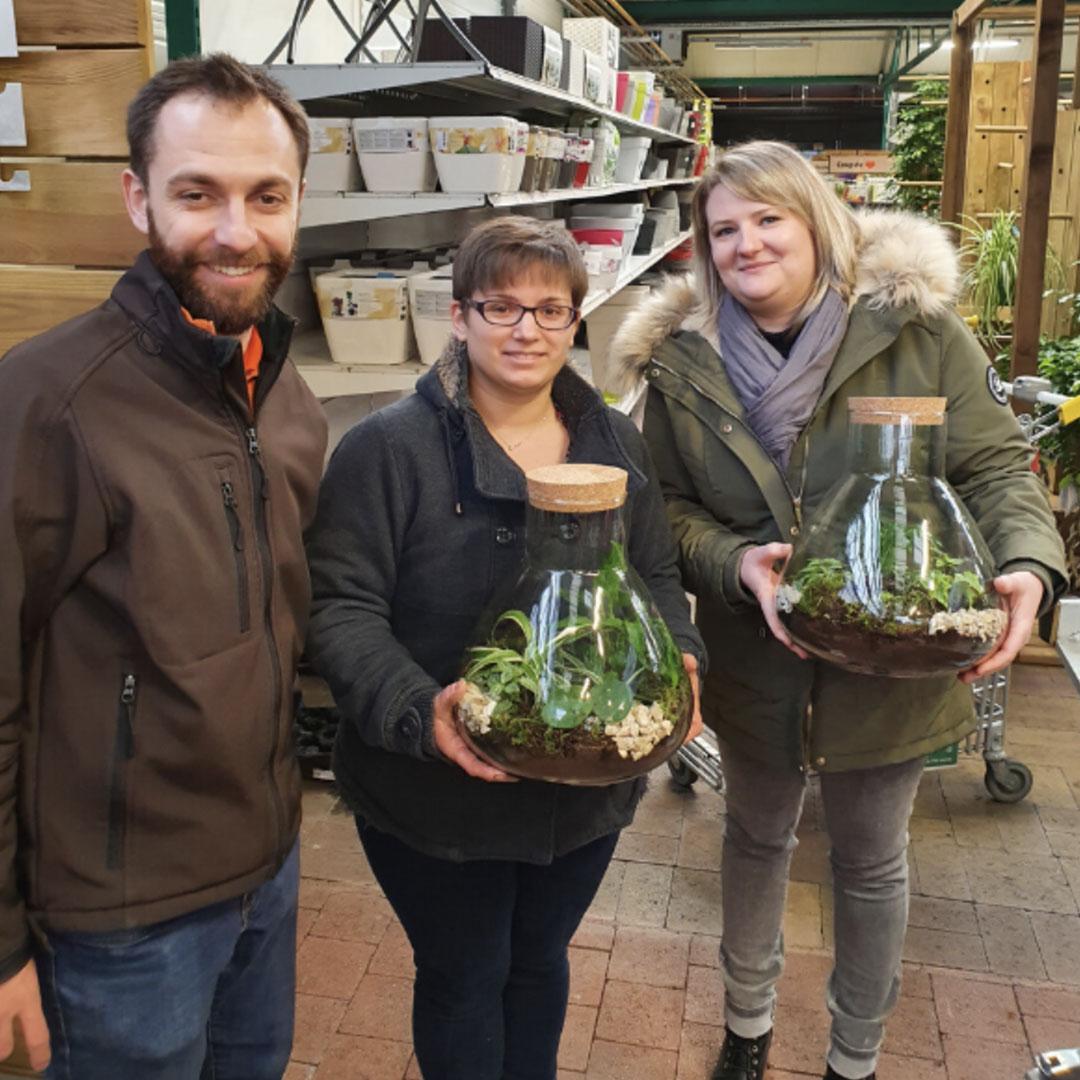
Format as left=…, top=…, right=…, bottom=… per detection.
left=719, top=743, right=924, bottom=1080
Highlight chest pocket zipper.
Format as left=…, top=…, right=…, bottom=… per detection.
left=221, top=481, right=251, bottom=634
left=106, top=674, right=137, bottom=870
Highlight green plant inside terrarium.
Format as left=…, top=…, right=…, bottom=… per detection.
left=459, top=541, right=688, bottom=767
left=777, top=520, right=1006, bottom=674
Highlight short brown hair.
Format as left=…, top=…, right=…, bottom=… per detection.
left=453, top=217, right=589, bottom=309
left=127, top=52, right=310, bottom=184
left=692, top=140, right=858, bottom=325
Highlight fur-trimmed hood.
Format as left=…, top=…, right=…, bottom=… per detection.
left=607, top=208, right=959, bottom=392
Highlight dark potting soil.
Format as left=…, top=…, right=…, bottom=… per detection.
left=785, top=611, right=996, bottom=678
left=463, top=699, right=692, bottom=785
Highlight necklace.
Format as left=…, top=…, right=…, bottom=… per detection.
left=498, top=408, right=552, bottom=452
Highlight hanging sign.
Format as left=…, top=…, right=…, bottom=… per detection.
left=828, top=152, right=894, bottom=175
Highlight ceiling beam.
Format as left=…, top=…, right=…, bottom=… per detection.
left=622, top=0, right=957, bottom=23
left=955, top=0, right=995, bottom=27
left=695, top=75, right=882, bottom=86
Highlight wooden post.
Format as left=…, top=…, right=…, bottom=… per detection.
left=940, top=12, right=976, bottom=231
left=1073, top=15, right=1080, bottom=109
left=1012, top=0, right=1066, bottom=378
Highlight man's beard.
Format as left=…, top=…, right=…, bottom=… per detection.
left=148, top=212, right=296, bottom=336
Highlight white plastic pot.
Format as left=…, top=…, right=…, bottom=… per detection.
left=407, top=267, right=455, bottom=367
left=614, top=136, right=651, bottom=184
left=314, top=269, right=416, bottom=366
left=352, top=118, right=436, bottom=193
left=429, top=115, right=519, bottom=193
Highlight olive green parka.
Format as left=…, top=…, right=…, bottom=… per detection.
left=609, top=209, right=1067, bottom=773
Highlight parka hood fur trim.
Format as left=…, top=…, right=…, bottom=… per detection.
left=607, top=208, right=959, bottom=392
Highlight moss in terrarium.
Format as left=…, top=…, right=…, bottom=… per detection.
left=776, top=521, right=1006, bottom=644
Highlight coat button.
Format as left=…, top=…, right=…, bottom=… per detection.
left=721, top=423, right=733, bottom=434
left=790, top=525, right=800, bottom=537
left=649, top=367, right=660, bottom=377
left=815, top=756, right=826, bottom=767
left=399, top=715, right=421, bottom=741
left=495, top=526, right=516, bottom=545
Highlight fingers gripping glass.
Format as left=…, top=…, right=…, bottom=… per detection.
left=464, top=299, right=579, bottom=331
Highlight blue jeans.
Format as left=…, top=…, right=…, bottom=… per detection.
left=34, top=840, right=299, bottom=1080
left=357, top=821, right=619, bottom=1080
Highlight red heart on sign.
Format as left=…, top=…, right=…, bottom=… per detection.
left=864, top=160, right=876, bottom=168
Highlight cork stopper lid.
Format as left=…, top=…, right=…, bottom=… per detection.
left=848, top=396, right=947, bottom=426
left=526, top=464, right=627, bottom=512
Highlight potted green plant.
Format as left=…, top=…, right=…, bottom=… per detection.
left=886, top=79, right=948, bottom=217
left=956, top=209, right=1067, bottom=349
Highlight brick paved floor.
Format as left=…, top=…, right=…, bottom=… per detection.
left=289, top=662, right=1080, bottom=1080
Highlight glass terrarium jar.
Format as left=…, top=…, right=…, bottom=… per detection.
left=775, top=397, right=1007, bottom=677
left=458, top=464, right=693, bottom=784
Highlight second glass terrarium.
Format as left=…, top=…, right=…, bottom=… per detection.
left=457, top=464, right=692, bottom=784
left=775, top=397, right=1007, bottom=677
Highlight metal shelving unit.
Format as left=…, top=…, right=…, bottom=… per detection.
left=268, top=61, right=698, bottom=146
left=273, top=53, right=700, bottom=398
left=302, top=176, right=695, bottom=228
left=294, top=229, right=691, bottom=397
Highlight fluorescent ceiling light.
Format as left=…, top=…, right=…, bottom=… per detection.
left=711, top=38, right=813, bottom=49
left=937, top=39, right=1020, bottom=50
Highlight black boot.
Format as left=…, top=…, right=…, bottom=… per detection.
left=823, top=1065, right=876, bottom=1080
left=710, top=1027, right=772, bottom=1080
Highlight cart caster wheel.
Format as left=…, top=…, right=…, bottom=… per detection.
left=984, top=759, right=1033, bottom=803
left=668, top=757, right=699, bottom=789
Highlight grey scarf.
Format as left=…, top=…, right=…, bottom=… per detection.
left=717, top=288, right=849, bottom=471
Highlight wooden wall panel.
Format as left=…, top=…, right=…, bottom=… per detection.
left=988, top=63, right=1021, bottom=214
left=0, top=268, right=122, bottom=355
left=12, top=0, right=149, bottom=46
left=964, top=63, right=995, bottom=224
left=0, top=50, right=150, bottom=157
left=0, top=162, right=142, bottom=266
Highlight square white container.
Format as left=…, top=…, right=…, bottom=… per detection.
left=562, top=18, right=620, bottom=71
left=571, top=232, right=623, bottom=291
left=407, top=267, right=455, bottom=367
left=582, top=48, right=603, bottom=103
left=569, top=201, right=644, bottom=221
left=614, top=136, right=651, bottom=183
left=352, top=118, right=435, bottom=193
left=565, top=40, right=585, bottom=98
left=429, top=115, right=519, bottom=193
left=306, top=118, right=362, bottom=193
left=314, top=269, right=415, bottom=366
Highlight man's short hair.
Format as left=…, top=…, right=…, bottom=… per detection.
left=127, top=52, right=310, bottom=184
left=453, top=217, right=590, bottom=309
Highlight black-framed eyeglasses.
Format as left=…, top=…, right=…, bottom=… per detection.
left=464, top=298, right=580, bottom=331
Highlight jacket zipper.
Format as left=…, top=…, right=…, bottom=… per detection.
left=221, top=481, right=251, bottom=633
left=651, top=359, right=817, bottom=762
left=244, top=424, right=286, bottom=866
left=106, top=674, right=137, bottom=870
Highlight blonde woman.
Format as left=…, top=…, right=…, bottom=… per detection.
left=610, top=141, right=1066, bottom=1080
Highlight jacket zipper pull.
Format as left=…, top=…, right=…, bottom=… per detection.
left=118, top=674, right=136, bottom=757
left=793, top=495, right=803, bottom=528
left=246, top=427, right=270, bottom=500
left=221, top=482, right=245, bottom=550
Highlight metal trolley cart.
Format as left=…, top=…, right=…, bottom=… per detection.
left=669, top=374, right=1080, bottom=806
left=667, top=669, right=1029, bottom=802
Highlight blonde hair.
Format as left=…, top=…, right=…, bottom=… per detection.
left=691, top=140, right=858, bottom=325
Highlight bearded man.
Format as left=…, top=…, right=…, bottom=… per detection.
left=0, top=53, right=327, bottom=1079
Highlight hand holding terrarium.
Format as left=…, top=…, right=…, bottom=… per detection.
left=457, top=464, right=693, bottom=784
left=774, top=397, right=1008, bottom=677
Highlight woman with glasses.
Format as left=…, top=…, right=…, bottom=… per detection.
left=305, top=216, right=704, bottom=1080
